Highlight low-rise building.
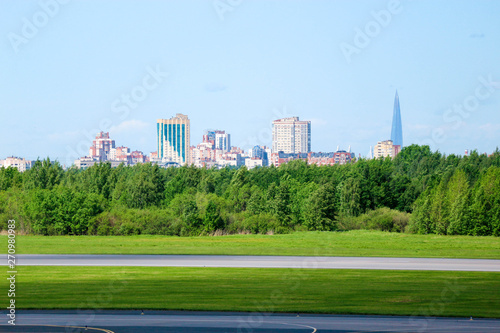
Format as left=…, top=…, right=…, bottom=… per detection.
left=0, top=156, right=32, bottom=172
left=74, top=156, right=96, bottom=169
left=217, top=150, right=244, bottom=167
left=130, top=151, right=146, bottom=164
left=271, top=149, right=356, bottom=167
left=373, top=140, right=401, bottom=159
left=308, top=151, right=355, bottom=166
left=245, top=157, right=264, bottom=169
left=271, top=152, right=309, bottom=167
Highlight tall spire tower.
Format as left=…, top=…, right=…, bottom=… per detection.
left=391, top=90, right=403, bottom=147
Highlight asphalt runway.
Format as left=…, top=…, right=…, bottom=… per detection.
left=11, top=254, right=500, bottom=271
left=1, top=311, right=499, bottom=333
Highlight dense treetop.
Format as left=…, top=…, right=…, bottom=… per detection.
left=1, top=145, right=499, bottom=236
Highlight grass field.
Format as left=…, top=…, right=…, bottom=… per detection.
left=4, top=266, right=499, bottom=318
left=3, top=230, right=500, bottom=258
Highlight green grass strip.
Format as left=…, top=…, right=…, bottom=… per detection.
left=4, top=230, right=500, bottom=259
left=4, top=266, right=500, bottom=318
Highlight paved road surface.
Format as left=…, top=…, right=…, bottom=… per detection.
left=1, top=311, right=499, bottom=332
left=11, top=254, right=500, bottom=271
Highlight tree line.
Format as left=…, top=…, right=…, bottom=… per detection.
left=0, top=144, right=499, bottom=236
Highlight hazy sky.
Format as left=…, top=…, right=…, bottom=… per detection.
left=1, top=0, right=499, bottom=166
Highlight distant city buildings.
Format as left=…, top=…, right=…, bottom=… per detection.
left=271, top=149, right=355, bottom=167
left=74, top=156, right=98, bottom=169
left=248, top=145, right=270, bottom=167
left=191, top=129, right=231, bottom=168
left=372, top=91, right=403, bottom=159
left=157, top=113, right=191, bottom=166
left=130, top=150, right=146, bottom=164
left=110, top=146, right=130, bottom=162
left=270, top=152, right=308, bottom=167
left=74, top=132, right=147, bottom=169
left=63, top=113, right=361, bottom=170
left=0, top=156, right=32, bottom=172
left=269, top=116, right=356, bottom=166
left=308, top=151, right=355, bottom=166
left=190, top=137, right=218, bottom=168
left=373, top=140, right=401, bottom=159
left=89, top=131, right=115, bottom=161
left=10, top=88, right=497, bottom=169
left=250, top=145, right=265, bottom=159
left=218, top=147, right=245, bottom=168
left=245, top=157, right=263, bottom=169
left=272, top=117, right=311, bottom=154
left=190, top=131, right=264, bottom=169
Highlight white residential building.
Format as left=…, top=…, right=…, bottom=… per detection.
left=0, top=156, right=32, bottom=172
left=245, top=157, right=264, bottom=169
left=215, top=130, right=231, bottom=152
left=272, top=117, right=311, bottom=154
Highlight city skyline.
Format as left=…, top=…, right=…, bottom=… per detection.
left=64, top=112, right=361, bottom=170
left=1, top=1, right=500, bottom=166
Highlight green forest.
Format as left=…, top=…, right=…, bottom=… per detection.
left=1, top=145, right=499, bottom=236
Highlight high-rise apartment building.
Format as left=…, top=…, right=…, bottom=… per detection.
left=272, top=117, right=311, bottom=153
left=89, top=132, right=115, bottom=161
left=157, top=113, right=191, bottom=165
left=215, top=130, right=231, bottom=152
left=391, top=91, right=403, bottom=148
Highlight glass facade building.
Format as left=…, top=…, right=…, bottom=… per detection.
left=157, top=114, right=190, bottom=165
left=391, top=91, right=403, bottom=148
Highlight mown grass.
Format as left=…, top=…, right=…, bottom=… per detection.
left=3, top=230, right=500, bottom=258
left=5, top=266, right=499, bottom=318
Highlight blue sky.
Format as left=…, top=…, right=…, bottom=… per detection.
left=1, top=0, right=499, bottom=166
